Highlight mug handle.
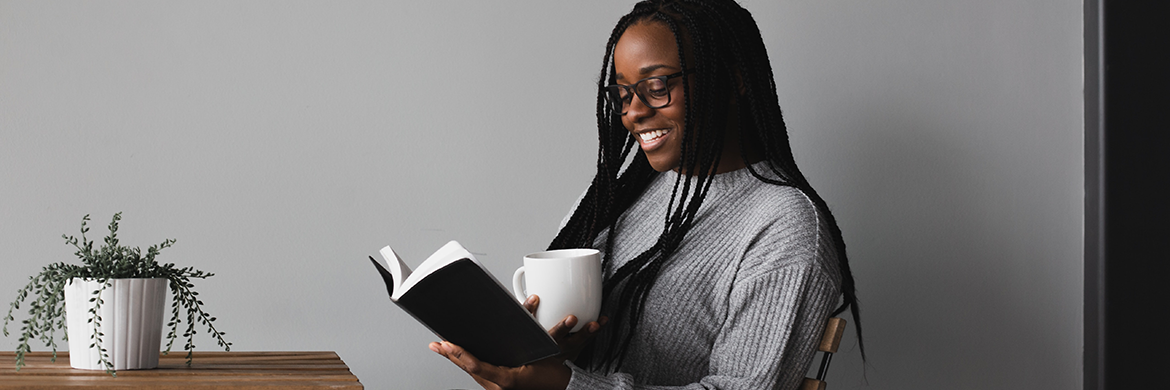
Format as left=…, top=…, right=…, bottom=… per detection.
left=512, top=266, right=527, bottom=303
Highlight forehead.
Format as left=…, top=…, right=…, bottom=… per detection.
left=613, top=22, right=680, bottom=82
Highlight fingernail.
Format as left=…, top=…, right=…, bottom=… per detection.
left=429, top=343, right=440, bottom=353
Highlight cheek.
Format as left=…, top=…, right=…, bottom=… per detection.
left=662, top=89, right=687, bottom=128
left=663, top=106, right=686, bottom=129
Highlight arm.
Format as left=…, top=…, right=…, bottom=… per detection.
left=564, top=260, right=839, bottom=390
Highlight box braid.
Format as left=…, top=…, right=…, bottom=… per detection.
left=549, top=0, right=864, bottom=372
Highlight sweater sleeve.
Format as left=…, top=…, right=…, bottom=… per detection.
left=564, top=259, right=840, bottom=390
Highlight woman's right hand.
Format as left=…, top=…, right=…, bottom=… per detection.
left=521, top=294, right=607, bottom=361
left=431, top=296, right=607, bottom=389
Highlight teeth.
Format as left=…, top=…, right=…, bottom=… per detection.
left=639, top=129, right=667, bottom=142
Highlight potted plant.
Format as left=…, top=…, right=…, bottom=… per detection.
left=3, top=213, right=231, bottom=376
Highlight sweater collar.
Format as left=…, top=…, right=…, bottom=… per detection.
left=660, top=161, right=778, bottom=193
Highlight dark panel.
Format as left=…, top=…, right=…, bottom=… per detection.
left=1099, top=1, right=1170, bottom=389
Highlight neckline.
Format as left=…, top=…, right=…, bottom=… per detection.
left=655, top=161, right=779, bottom=197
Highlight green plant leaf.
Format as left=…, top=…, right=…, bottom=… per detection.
left=4, top=213, right=232, bottom=376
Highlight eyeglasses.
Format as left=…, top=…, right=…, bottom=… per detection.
left=605, top=72, right=684, bottom=115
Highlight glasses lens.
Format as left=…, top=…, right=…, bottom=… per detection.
left=637, top=78, right=670, bottom=108
left=607, top=75, right=675, bottom=115
left=607, top=85, right=631, bottom=114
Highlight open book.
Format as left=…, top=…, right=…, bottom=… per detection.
left=368, top=241, right=559, bottom=367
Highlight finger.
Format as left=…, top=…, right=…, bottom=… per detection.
left=432, top=343, right=503, bottom=390
left=523, top=295, right=540, bottom=315
left=559, top=317, right=608, bottom=351
left=561, top=319, right=602, bottom=343
left=548, top=315, right=578, bottom=341
left=577, top=316, right=607, bottom=332
left=441, top=342, right=507, bottom=385
left=589, top=316, right=609, bottom=332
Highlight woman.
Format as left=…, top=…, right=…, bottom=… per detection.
left=431, top=1, right=863, bottom=388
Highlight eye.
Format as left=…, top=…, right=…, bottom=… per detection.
left=644, top=79, right=669, bottom=98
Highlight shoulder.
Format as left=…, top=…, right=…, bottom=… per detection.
left=735, top=183, right=822, bottom=258
left=703, top=165, right=819, bottom=230
left=721, top=181, right=839, bottom=285
left=738, top=182, right=818, bottom=226
left=708, top=175, right=819, bottom=244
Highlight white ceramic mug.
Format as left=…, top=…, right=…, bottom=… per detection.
left=512, top=248, right=602, bottom=332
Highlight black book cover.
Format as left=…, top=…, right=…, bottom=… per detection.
left=369, top=256, right=559, bottom=367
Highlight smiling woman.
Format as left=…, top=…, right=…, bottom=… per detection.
left=608, top=21, right=757, bottom=174
left=430, top=1, right=864, bottom=389
left=610, top=22, right=691, bottom=172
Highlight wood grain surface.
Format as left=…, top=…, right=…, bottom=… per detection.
left=0, top=351, right=362, bottom=389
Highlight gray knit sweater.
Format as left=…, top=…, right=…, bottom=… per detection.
left=563, top=163, right=842, bottom=390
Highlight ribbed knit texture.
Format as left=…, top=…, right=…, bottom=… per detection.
left=563, top=163, right=842, bottom=390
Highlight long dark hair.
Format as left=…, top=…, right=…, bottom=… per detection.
left=548, top=0, right=864, bottom=371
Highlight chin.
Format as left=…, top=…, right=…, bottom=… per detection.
left=646, top=157, right=680, bottom=172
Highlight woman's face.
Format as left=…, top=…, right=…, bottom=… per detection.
left=613, top=22, right=687, bottom=172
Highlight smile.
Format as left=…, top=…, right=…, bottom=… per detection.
left=638, top=129, right=670, bottom=142
left=634, top=128, right=671, bottom=153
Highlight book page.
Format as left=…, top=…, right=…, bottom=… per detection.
left=378, top=246, right=413, bottom=301
left=402, top=241, right=474, bottom=295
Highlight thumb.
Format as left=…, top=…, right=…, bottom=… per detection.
left=442, top=342, right=490, bottom=378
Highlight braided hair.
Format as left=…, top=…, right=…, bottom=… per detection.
left=548, top=0, right=864, bottom=371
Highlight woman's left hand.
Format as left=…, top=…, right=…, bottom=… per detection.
left=429, top=315, right=604, bottom=390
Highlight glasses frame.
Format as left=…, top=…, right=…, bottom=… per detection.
left=606, top=72, right=685, bottom=115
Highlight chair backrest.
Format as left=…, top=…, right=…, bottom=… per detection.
left=799, top=317, right=846, bottom=390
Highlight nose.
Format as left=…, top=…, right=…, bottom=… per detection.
left=625, top=93, right=655, bottom=122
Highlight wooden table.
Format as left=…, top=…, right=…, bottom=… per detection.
left=0, top=351, right=362, bottom=389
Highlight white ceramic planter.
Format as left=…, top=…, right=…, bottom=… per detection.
left=64, top=278, right=167, bottom=370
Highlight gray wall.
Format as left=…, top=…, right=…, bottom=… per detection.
left=0, top=1, right=1083, bottom=389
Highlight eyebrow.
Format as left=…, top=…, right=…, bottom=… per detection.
left=615, top=64, right=678, bottom=81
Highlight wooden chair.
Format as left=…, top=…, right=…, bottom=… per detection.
left=800, top=317, right=847, bottom=390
